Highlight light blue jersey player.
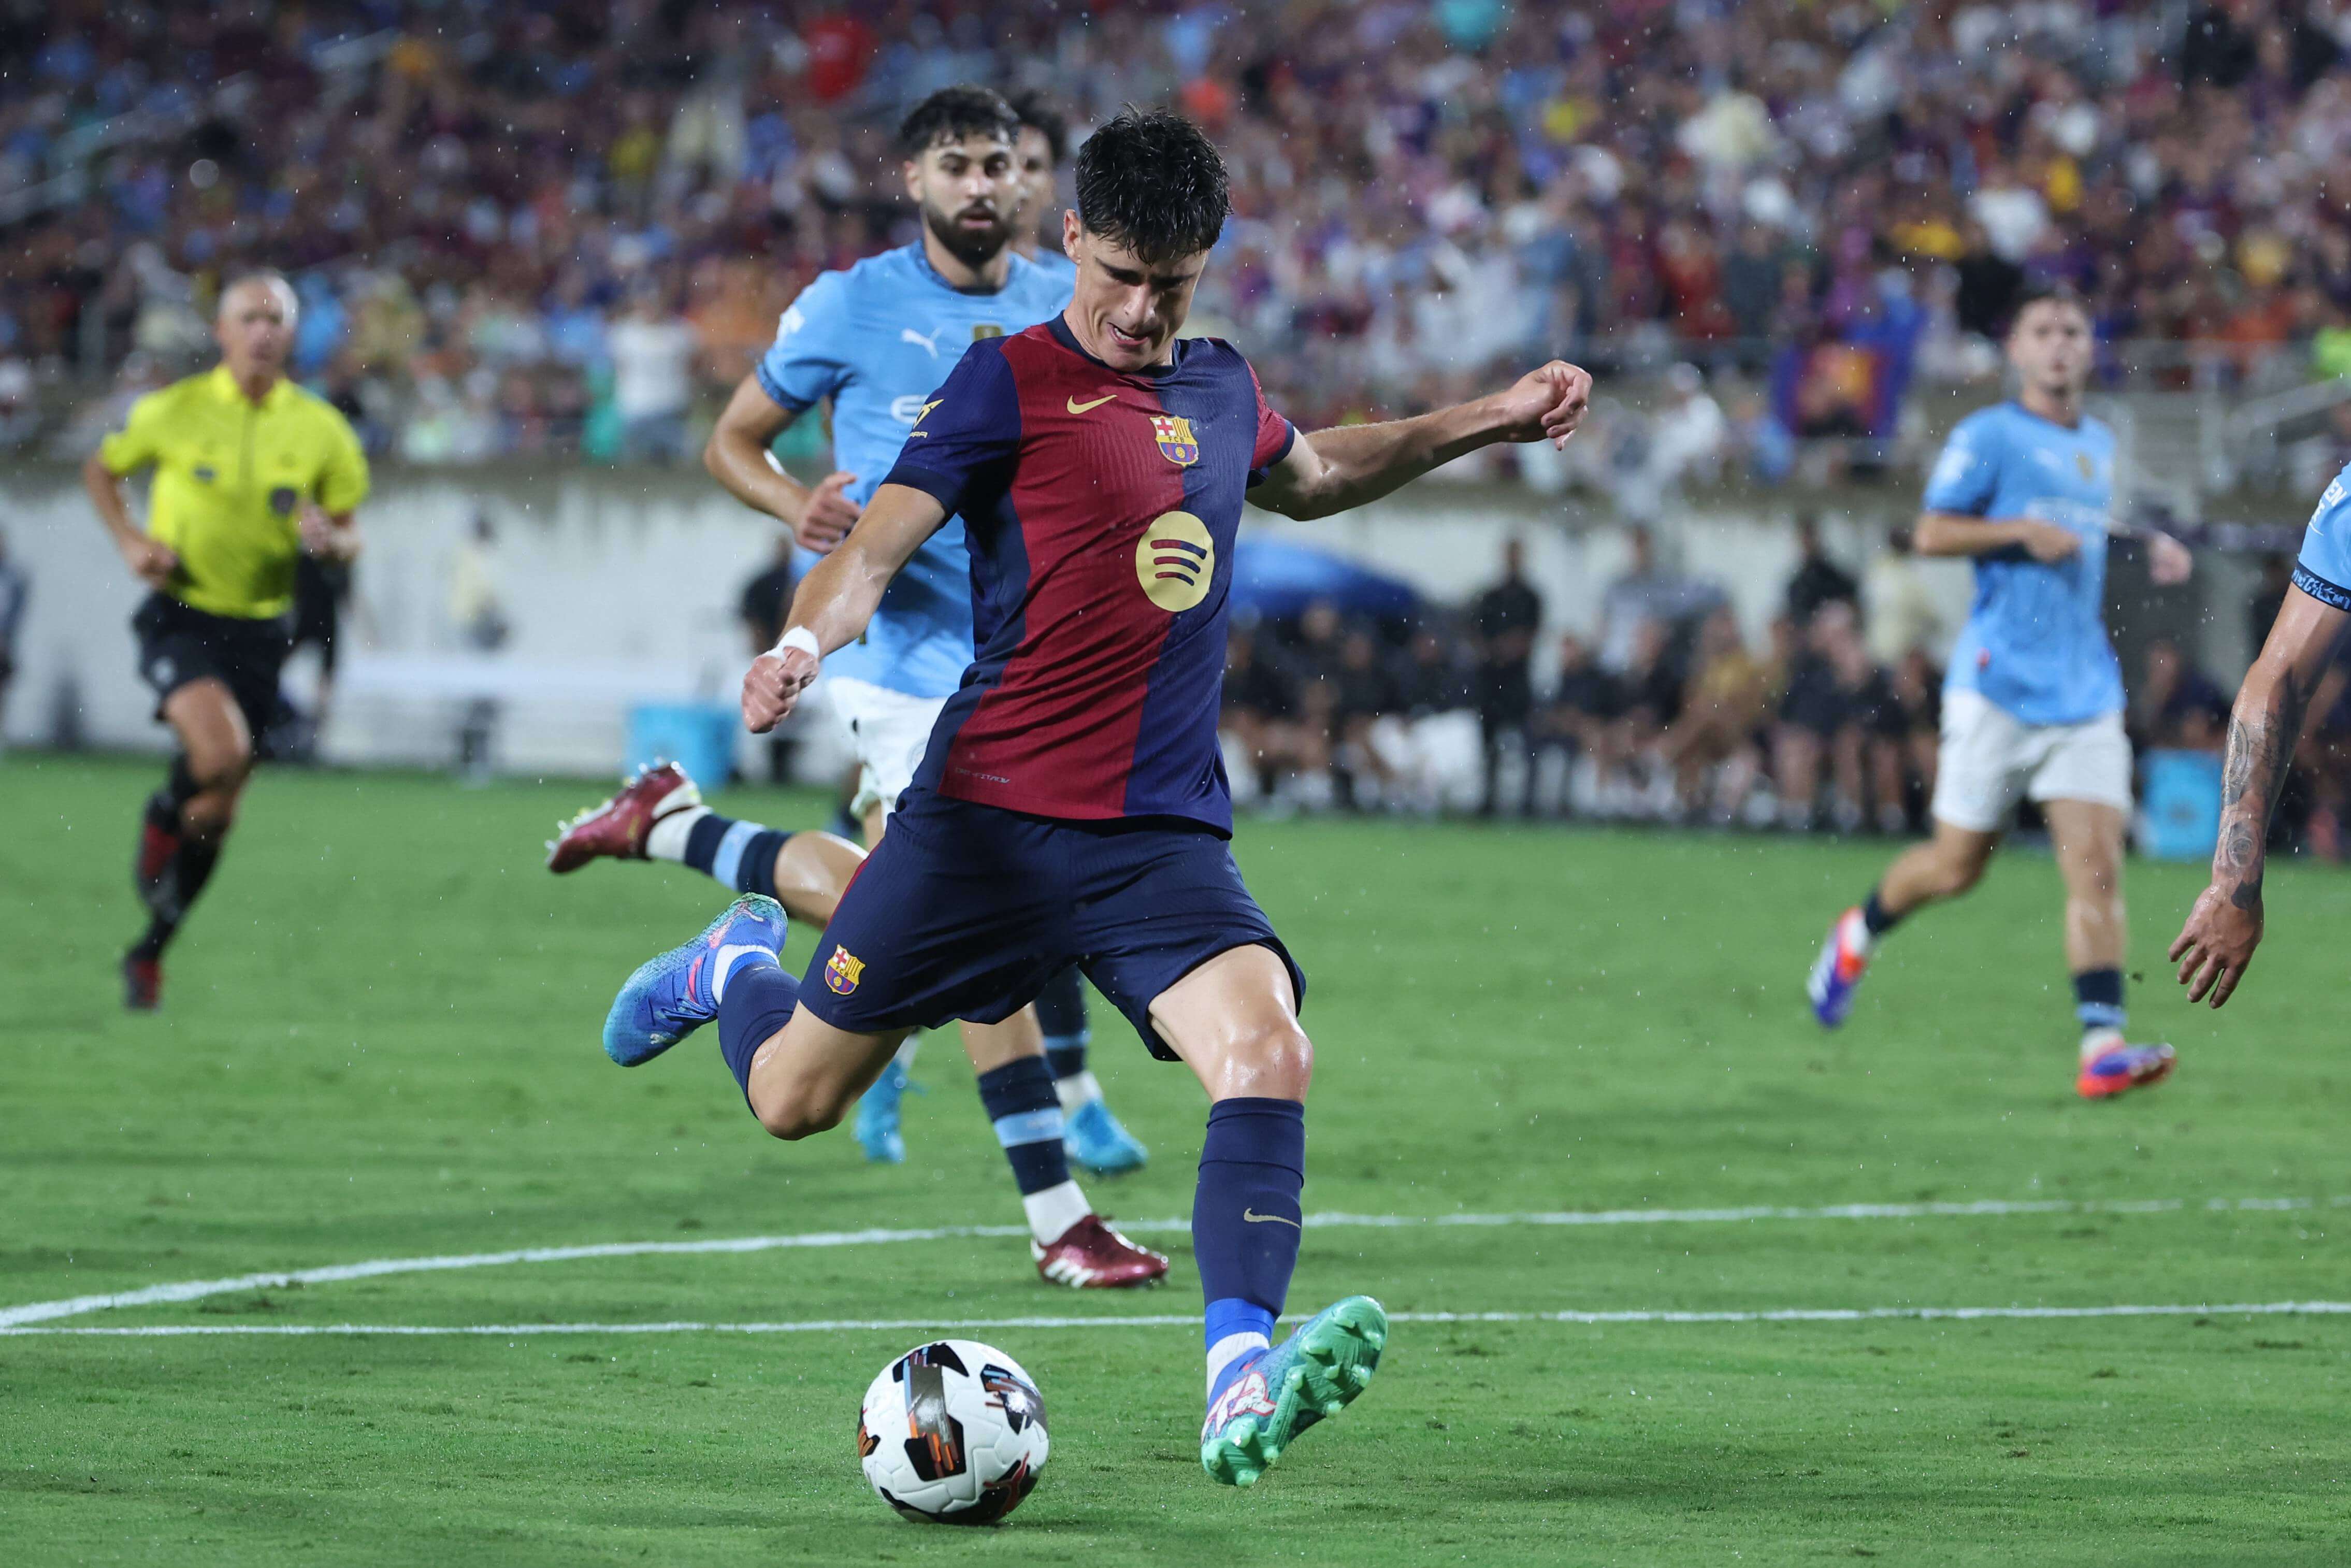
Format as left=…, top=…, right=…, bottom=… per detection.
left=2172, top=463, right=2351, bottom=1008
left=1806, top=286, right=2193, bottom=1099
left=547, top=88, right=1158, bottom=1291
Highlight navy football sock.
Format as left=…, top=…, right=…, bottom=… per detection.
left=678, top=814, right=790, bottom=899
left=977, top=1057, right=1087, bottom=1242
left=1036, top=967, right=1091, bottom=1081
left=715, top=960, right=796, bottom=1106
left=1860, top=888, right=1901, bottom=939
left=2073, top=967, right=2125, bottom=1038
left=1194, top=1097, right=1305, bottom=1402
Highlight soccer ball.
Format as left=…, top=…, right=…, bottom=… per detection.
left=858, top=1339, right=1049, bottom=1524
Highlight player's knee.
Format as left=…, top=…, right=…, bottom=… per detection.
left=749, top=1078, right=849, bottom=1141
left=191, top=746, right=250, bottom=789
left=1218, top=1018, right=1314, bottom=1100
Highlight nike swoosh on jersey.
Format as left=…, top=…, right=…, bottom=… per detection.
left=1066, top=393, right=1117, bottom=414
left=1241, top=1208, right=1300, bottom=1227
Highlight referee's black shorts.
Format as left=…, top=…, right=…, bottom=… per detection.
left=132, top=593, right=292, bottom=736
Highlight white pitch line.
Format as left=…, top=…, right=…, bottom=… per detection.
left=4, top=1194, right=2340, bottom=1330
left=5, top=1301, right=2348, bottom=1338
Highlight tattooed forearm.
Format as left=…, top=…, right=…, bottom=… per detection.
left=2212, top=665, right=2311, bottom=904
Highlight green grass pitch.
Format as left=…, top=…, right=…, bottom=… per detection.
left=3, top=754, right=2347, bottom=1565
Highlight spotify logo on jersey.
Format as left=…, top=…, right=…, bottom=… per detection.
left=1135, top=511, right=1214, bottom=612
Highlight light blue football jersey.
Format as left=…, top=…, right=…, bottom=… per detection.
left=1922, top=402, right=2123, bottom=726
left=1023, top=246, right=1078, bottom=285
left=2292, top=464, right=2351, bottom=612
left=756, top=244, right=1072, bottom=697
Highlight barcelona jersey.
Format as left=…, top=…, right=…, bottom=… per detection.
left=883, top=318, right=1295, bottom=832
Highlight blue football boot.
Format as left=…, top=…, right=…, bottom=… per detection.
left=1201, top=1296, right=1388, bottom=1487
left=1064, top=1096, right=1148, bottom=1175
left=601, top=894, right=788, bottom=1067
left=854, top=1052, right=910, bottom=1164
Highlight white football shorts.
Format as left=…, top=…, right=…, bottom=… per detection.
left=1930, top=687, right=2134, bottom=832
left=829, top=675, right=949, bottom=822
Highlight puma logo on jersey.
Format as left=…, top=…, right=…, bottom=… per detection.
left=901, top=326, right=946, bottom=356
left=1066, top=393, right=1117, bottom=414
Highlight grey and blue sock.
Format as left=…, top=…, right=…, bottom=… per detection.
left=976, top=1056, right=1088, bottom=1243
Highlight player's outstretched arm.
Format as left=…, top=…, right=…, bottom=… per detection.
left=1252, top=361, right=1592, bottom=522
left=2169, top=584, right=2350, bottom=1007
left=740, top=483, right=948, bottom=733
left=703, top=375, right=863, bottom=551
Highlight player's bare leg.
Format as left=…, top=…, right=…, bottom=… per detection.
left=2046, top=798, right=2173, bottom=1097
left=127, top=679, right=254, bottom=1009
left=1148, top=944, right=1385, bottom=1487
left=1807, top=819, right=1997, bottom=1027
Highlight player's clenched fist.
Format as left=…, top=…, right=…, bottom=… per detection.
left=1491, top=361, right=1594, bottom=451
left=794, top=471, right=863, bottom=552
left=742, top=645, right=819, bottom=733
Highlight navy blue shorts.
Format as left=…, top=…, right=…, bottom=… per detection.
left=797, top=789, right=1304, bottom=1061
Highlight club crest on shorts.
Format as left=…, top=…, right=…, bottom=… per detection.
left=1150, top=414, right=1200, bottom=466
left=825, top=944, right=865, bottom=996
left=1134, top=510, right=1215, bottom=613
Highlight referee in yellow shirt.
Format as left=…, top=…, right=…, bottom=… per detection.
left=83, top=271, right=369, bottom=1010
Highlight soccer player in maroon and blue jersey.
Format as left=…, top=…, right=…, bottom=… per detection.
left=601, top=111, right=1591, bottom=1487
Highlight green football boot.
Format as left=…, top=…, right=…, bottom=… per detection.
left=1200, top=1295, right=1388, bottom=1486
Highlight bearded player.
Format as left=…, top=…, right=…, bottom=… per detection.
left=598, top=110, right=1591, bottom=1486
left=1805, top=285, right=2193, bottom=1098
left=549, top=87, right=1159, bottom=1290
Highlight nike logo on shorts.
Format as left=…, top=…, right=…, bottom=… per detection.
left=1241, top=1208, right=1299, bottom=1228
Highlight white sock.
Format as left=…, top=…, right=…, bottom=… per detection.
left=1206, top=1330, right=1272, bottom=1399
left=1053, top=1070, right=1103, bottom=1115
left=709, top=944, right=772, bottom=1003
left=1839, top=906, right=1874, bottom=958
left=1021, top=1180, right=1092, bottom=1246
left=2080, top=1024, right=2126, bottom=1062
left=644, top=804, right=711, bottom=862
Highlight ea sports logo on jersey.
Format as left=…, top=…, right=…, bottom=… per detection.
left=1135, top=511, right=1214, bottom=612
left=1150, top=414, right=1200, bottom=466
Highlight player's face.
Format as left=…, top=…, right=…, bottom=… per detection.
left=904, top=133, right=1020, bottom=268
left=1014, top=126, right=1058, bottom=235
left=2007, top=300, right=2091, bottom=399
left=215, top=279, right=296, bottom=380
left=1063, top=214, right=1208, bottom=372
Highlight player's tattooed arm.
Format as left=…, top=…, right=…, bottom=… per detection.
left=1254, top=361, right=1591, bottom=521
left=704, top=376, right=862, bottom=550
left=2170, top=583, right=2350, bottom=1006
left=741, top=484, right=948, bottom=733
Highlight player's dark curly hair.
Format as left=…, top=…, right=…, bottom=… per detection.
left=1073, top=109, right=1229, bottom=263
left=897, top=84, right=1019, bottom=160
left=2006, top=281, right=2088, bottom=334
left=1006, top=89, right=1068, bottom=165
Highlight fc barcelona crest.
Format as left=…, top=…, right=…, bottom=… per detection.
left=825, top=944, right=865, bottom=996
left=1151, top=414, right=1200, bottom=467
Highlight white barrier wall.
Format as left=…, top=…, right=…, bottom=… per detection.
left=0, top=462, right=2050, bottom=779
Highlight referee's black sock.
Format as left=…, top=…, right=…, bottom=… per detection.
left=136, top=837, right=223, bottom=958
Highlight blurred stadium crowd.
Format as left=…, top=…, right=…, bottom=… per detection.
left=1203, top=531, right=2351, bottom=851
left=7, top=1, right=2351, bottom=476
